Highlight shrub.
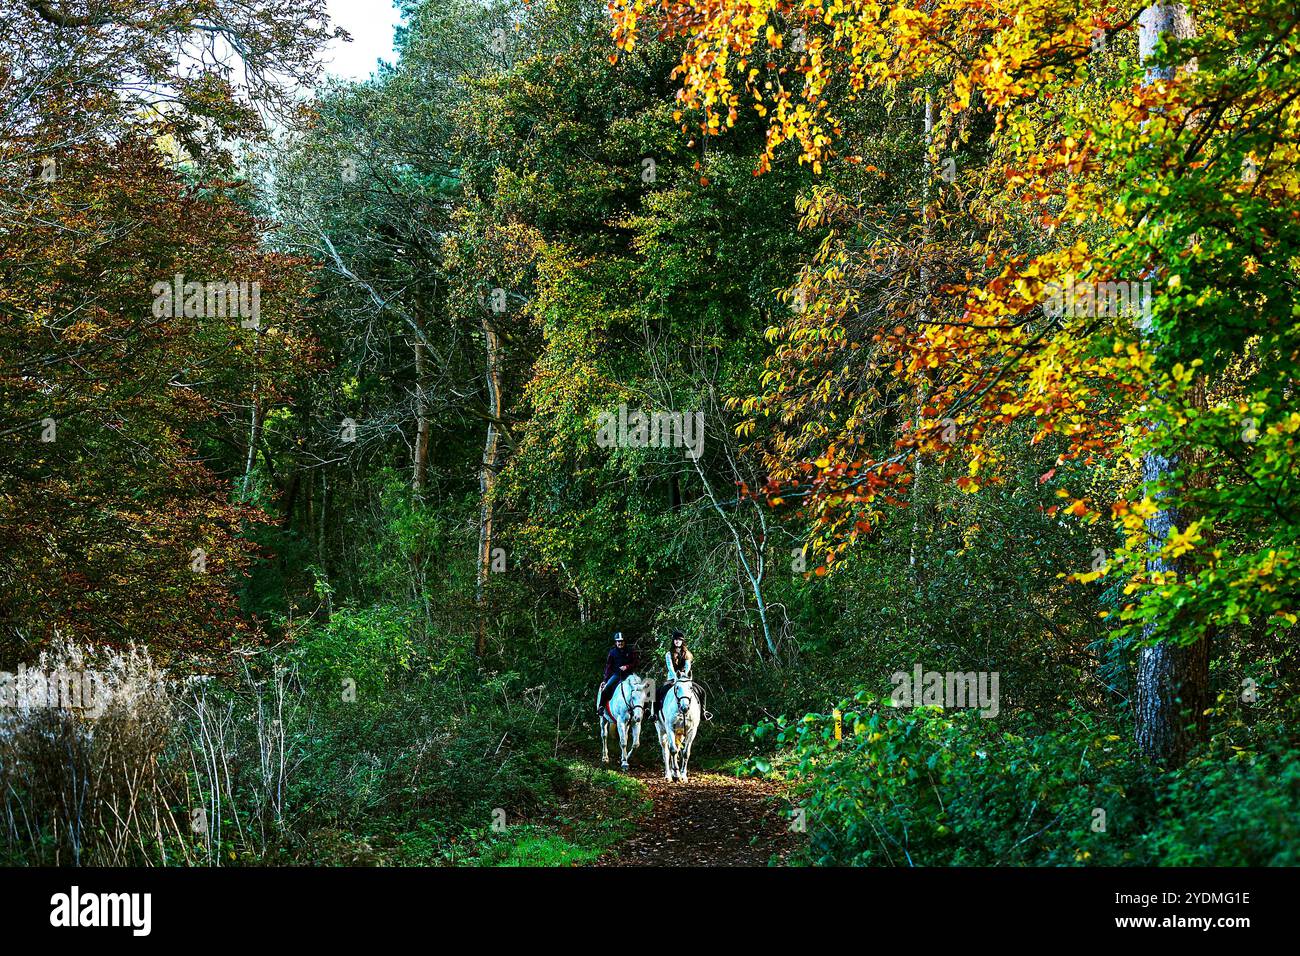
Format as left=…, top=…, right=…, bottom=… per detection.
left=288, top=603, right=415, bottom=701
left=748, top=691, right=1300, bottom=867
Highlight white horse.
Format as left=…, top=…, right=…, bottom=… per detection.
left=655, top=670, right=702, bottom=782
left=598, top=674, right=647, bottom=770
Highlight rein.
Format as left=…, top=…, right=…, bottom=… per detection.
left=664, top=679, right=697, bottom=727
left=628, top=676, right=646, bottom=721
left=607, top=675, right=645, bottom=723
left=663, top=676, right=713, bottom=724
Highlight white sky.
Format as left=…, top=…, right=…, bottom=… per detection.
left=322, top=0, right=404, bottom=81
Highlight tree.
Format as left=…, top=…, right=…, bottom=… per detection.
left=612, top=0, right=1300, bottom=754
left=1133, top=1, right=1206, bottom=766
left=0, top=0, right=331, bottom=663
left=0, top=124, right=314, bottom=661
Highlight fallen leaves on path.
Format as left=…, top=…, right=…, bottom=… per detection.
left=596, top=770, right=800, bottom=867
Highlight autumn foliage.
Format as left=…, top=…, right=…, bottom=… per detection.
left=613, top=0, right=1300, bottom=650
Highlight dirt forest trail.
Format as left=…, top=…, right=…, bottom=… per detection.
left=595, top=769, right=801, bottom=866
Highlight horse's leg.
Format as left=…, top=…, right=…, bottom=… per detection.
left=618, top=718, right=630, bottom=769
left=681, top=726, right=696, bottom=782
left=659, top=723, right=673, bottom=781
left=600, top=718, right=609, bottom=764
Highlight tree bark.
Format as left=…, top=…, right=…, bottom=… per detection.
left=280, top=471, right=300, bottom=529
left=910, top=92, right=936, bottom=575
left=241, top=399, right=263, bottom=498
left=1135, top=432, right=1211, bottom=764
left=412, top=321, right=431, bottom=498
left=1134, top=3, right=1209, bottom=767
left=475, top=314, right=503, bottom=657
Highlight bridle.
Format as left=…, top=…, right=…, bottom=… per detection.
left=667, top=679, right=695, bottom=726
left=615, top=674, right=645, bottom=723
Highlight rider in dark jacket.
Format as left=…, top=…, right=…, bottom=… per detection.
left=599, top=631, right=638, bottom=714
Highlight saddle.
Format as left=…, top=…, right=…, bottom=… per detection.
left=597, top=675, right=631, bottom=719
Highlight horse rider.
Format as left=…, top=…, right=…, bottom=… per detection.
left=654, top=629, right=693, bottom=720
left=598, top=630, right=638, bottom=716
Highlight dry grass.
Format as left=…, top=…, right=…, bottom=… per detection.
left=1, top=640, right=296, bottom=866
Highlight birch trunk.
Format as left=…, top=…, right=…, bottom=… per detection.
left=241, top=327, right=264, bottom=501
left=475, top=315, right=503, bottom=657
left=1134, top=3, right=1209, bottom=766
left=412, top=321, right=431, bottom=497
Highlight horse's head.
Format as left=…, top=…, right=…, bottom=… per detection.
left=671, top=680, right=696, bottom=726
left=627, top=674, right=649, bottom=710
left=628, top=675, right=648, bottom=746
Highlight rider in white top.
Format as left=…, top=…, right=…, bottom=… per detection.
left=655, top=630, right=692, bottom=718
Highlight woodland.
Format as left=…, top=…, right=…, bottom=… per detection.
left=1, top=0, right=1297, bottom=866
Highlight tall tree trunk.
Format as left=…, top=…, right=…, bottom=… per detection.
left=241, top=327, right=264, bottom=502
left=475, top=314, right=503, bottom=657
left=412, top=319, right=431, bottom=497
left=318, top=471, right=329, bottom=580
left=409, top=314, right=432, bottom=636
left=280, top=472, right=300, bottom=529
left=241, top=398, right=263, bottom=501
left=910, top=92, right=936, bottom=575
left=1134, top=3, right=1209, bottom=766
